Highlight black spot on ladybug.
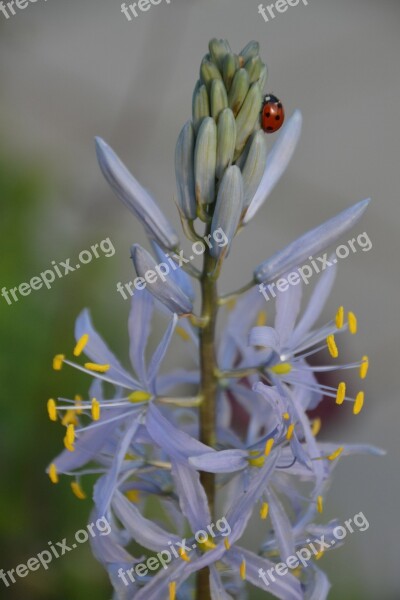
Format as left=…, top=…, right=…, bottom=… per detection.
left=266, top=112, right=271, bottom=117
left=275, top=115, right=280, bottom=120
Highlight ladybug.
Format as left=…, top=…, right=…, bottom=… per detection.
left=261, top=94, right=285, bottom=133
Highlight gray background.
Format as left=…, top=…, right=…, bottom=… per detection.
left=1, top=0, right=399, bottom=598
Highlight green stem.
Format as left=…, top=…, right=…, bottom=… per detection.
left=196, top=231, right=219, bottom=600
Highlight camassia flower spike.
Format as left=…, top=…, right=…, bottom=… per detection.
left=47, top=39, right=383, bottom=600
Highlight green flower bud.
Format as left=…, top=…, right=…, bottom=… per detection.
left=241, top=131, right=268, bottom=208
left=175, top=121, right=197, bottom=220
left=192, top=83, right=210, bottom=133
left=200, top=57, right=223, bottom=90
left=210, top=79, right=228, bottom=121
left=208, top=38, right=231, bottom=70
left=228, top=68, right=250, bottom=116
left=239, top=40, right=260, bottom=62
left=210, top=165, right=244, bottom=259
left=244, top=56, right=264, bottom=84
left=216, top=108, right=236, bottom=180
left=222, top=53, right=238, bottom=92
left=194, top=117, right=217, bottom=206
left=235, top=82, right=263, bottom=156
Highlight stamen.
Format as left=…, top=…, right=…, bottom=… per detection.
left=240, top=558, right=246, bottom=580
left=315, top=551, right=324, bottom=560
left=311, top=417, right=321, bottom=436
left=73, top=334, right=89, bottom=357
left=224, top=538, right=231, bottom=550
left=260, top=502, right=269, bottom=520
left=282, top=412, right=290, bottom=421
left=84, top=362, right=110, bottom=373
left=126, top=490, right=140, bottom=503
left=360, top=356, right=369, bottom=380
left=264, top=438, right=274, bottom=456
left=179, top=548, right=190, bottom=562
left=348, top=311, right=357, bottom=334
left=169, top=581, right=176, bottom=600
left=61, top=409, right=78, bottom=426
left=270, top=362, right=292, bottom=375
left=75, top=394, right=83, bottom=415
left=249, top=455, right=265, bottom=468
left=49, top=463, right=58, bottom=484
left=336, top=382, right=346, bottom=405
left=128, top=390, right=152, bottom=403
left=327, top=446, right=344, bottom=461
left=326, top=335, right=338, bottom=358
left=256, top=310, right=267, bottom=327
left=66, top=424, right=75, bottom=447
left=316, top=495, right=323, bottom=513
left=47, top=399, right=57, bottom=422
left=286, top=423, right=295, bottom=440
left=53, top=354, right=65, bottom=371
left=71, top=481, right=86, bottom=500
left=175, top=326, right=190, bottom=341
left=335, top=306, right=344, bottom=329
left=91, top=398, right=101, bottom=421
left=353, top=391, right=364, bottom=415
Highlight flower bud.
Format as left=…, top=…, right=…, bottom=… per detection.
left=216, top=108, right=236, bottom=180
left=210, top=166, right=244, bottom=259
left=175, top=121, right=197, bottom=220
left=194, top=117, right=217, bottom=206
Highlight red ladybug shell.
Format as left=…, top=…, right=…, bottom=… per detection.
left=261, top=94, right=285, bottom=133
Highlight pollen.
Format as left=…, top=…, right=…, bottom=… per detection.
left=179, top=548, right=190, bottom=562
left=91, top=398, right=101, bottom=421
left=84, top=362, right=110, bottom=373
left=224, top=538, right=231, bottom=550
left=53, top=354, right=65, bottom=371
left=47, top=398, right=57, bottom=422
left=327, top=446, right=344, bottom=461
left=66, top=424, right=75, bottom=446
left=348, top=311, right=357, bottom=334
left=73, top=334, right=89, bottom=357
left=316, top=495, right=323, bottom=513
left=335, top=306, right=344, bottom=329
left=353, top=391, right=364, bottom=415
left=71, top=481, right=86, bottom=500
left=175, top=326, right=190, bottom=341
left=240, top=558, right=246, bottom=580
left=260, top=502, right=269, bottom=520
left=270, top=362, right=292, bottom=375
left=128, top=390, right=152, bottom=403
left=315, top=551, right=324, bottom=560
left=249, top=455, right=265, bottom=468
left=61, top=409, right=78, bottom=427
left=48, top=463, right=58, bottom=484
left=169, top=581, right=176, bottom=600
left=360, top=356, right=369, bottom=380
left=126, top=490, right=140, bottom=503
left=282, top=412, right=290, bottom=421
left=311, top=417, right=321, bottom=437
left=256, top=310, right=267, bottom=327
left=336, top=382, right=346, bottom=405
left=264, top=438, right=274, bottom=456
left=327, top=334, right=338, bottom=358
left=286, top=423, right=295, bottom=440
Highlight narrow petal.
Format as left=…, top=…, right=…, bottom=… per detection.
left=248, top=326, right=280, bottom=352
left=265, top=488, right=295, bottom=561
left=274, top=278, right=302, bottom=347
left=147, top=314, right=178, bottom=389
left=128, top=289, right=154, bottom=385
left=171, top=461, right=211, bottom=533
left=243, top=111, right=302, bottom=224
left=254, top=198, right=371, bottom=283
left=95, top=137, right=179, bottom=249
left=189, top=449, right=248, bottom=473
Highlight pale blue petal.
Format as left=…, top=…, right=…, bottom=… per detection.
left=189, top=449, right=248, bottom=473
left=152, top=241, right=195, bottom=300
left=243, top=111, right=302, bottom=224
left=147, top=314, right=178, bottom=391
left=275, top=277, right=302, bottom=348
left=254, top=198, right=371, bottom=283
left=248, top=326, right=280, bottom=352
left=210, top=565, right=234, bottom=600
left=265, top=488, right=295, bottom=561
left=128, top=289, right=154, bottom=386
left=171, top=461, right=211, bottom=532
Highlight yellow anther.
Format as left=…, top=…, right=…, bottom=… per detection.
left=71, top=481, right=86, bottom=500
left=335, top=306, right=344, bottom=329
left=348, top=311, right=357, bottom=334
left=126, top=490, right=140, bottom=503
left=311, top=417, right=322, bottom=437
left=256, top=310, right=267, bottom=327
left=327, top=446, right=344, bottom=461
left=128, top=390, right=152, bottom=403
left=336, top=382, right=346, bottom=405
left=240, top=559, right=246, bottom=580
left=260, top=502, right=269, bottom=520
left=286, top=423, right=295, bottom=441
left=316, top=495, right=323, bottom=514
left=270, top=362, right=292, bottom=375
left=91, top=398, right=101, bottom=421
left=224, top=538, right=231, bottom=550
left=61, top=409, right=78, bottom=427
left=48, top=463, right=58, bottom=484
left=315, top=551, right=324, bottom=561
left=169, top=581, right=176, bottom=600
left=264, top=438, right=274, bottom=456
left=282, top=412, right=290, bottom=421
left=198, top=536, right=216, bottom=551
left=66, top=424, right=75, bottom=446
left=73, top=334, right=89, bottom=357
left=53, top=354, right=65, bottom=371
left=84, top=362, right=110, bottom=373
left=175, top=326, right=190, bottom=342
left=353, top=391, right=364, bottom=415
left=360, top=356, right=369, bottom=380
left=292, top=567, right=302, bottom=577
left=249, top=455, right=265, bottom=468
left=47, top=398, right=57, bottom=422
left=75, top=394, right=83, bottom=415
left=326, top=334, right=338, bottom=358
left=64, top=435, right=74, bottom=452
left=179, top=548, right=190, bottom=562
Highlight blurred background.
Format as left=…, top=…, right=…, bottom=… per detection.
left=1, top=0, right=399, bottom=598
